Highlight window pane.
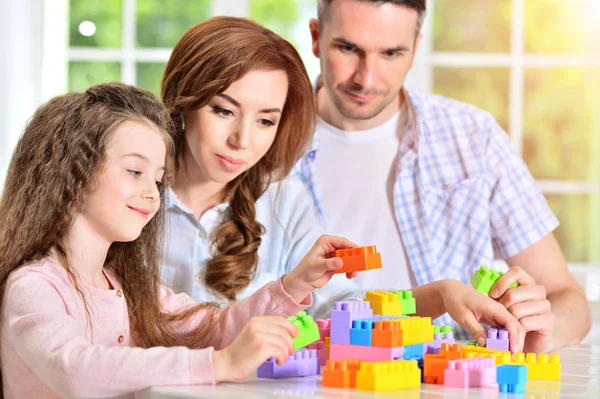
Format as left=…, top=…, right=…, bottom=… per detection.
left=136, top=0, right=212, bottom=47
left=433, top=0, right=511, bottom=53
left=523, top=68, right=600, bottom=181
left=69, top=62, right=121, bottom=92
left=137, top=63, right=167, bottom=98
left=525, top=0, right=600, bottom=55
left=546, top=194, right=600, bottom=263
left=433, top=67, right=510, bottom=131
left=69, top=0, right=122, bottom=47
left=250, top=0, right=320, bottom=82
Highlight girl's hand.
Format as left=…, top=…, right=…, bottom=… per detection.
left=440, top=280, right=526, bottom=354
left=281, top=235, right=357, bottom=303
left=212, top=316, right=297, bottom=382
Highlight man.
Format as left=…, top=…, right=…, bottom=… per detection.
left=294, top=0, right=590, bottom=352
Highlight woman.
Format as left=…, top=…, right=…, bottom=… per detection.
left=160, top=17, right=359, bottom=316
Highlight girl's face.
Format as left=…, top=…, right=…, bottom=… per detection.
left=81, top=120, right=167, bottom=243
left=182, top=69, right=289, bottom=187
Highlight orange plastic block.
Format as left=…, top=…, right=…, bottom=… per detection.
left=356, top=360, right=421, bottom=391
left=324, top=336, right=330, bottom=350
left=323, top=359, right=362, bottom=389
left=372, top=320, right=403, bottom=348
left=334, top=246, right=382, bottom=274
left=423, top=354, right=448, bottom=384
left=438, top=343, right=464, bottom=360
left=365, top=290, right=402, bottom=316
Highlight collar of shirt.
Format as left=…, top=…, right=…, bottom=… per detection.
left=165, top=188, right=230, bottom=234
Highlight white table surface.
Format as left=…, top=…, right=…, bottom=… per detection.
left=138, top=343, right=600, bottom=399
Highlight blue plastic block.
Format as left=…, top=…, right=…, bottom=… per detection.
left=497, top=365, right=528, bottom=393
left=402, top=343, right=424, bottom=360
left=350, top=319, right=375, bottom=346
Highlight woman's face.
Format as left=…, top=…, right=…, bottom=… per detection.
left=183, top=69, right=289, bottom=187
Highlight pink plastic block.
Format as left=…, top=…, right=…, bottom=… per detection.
left=257, top=349, right=320, bottom=379
left=424, top=332, right=455, bottom=355
left=444, top=357, right=497, bottom=388
left=316, top=319, right=331, bottom=339
left=486, top=328, right=509, bottom=351
left=330, top=343, right=404, bottom=362
left=307, top=341, right=329, bottom=366
left=330, top=301, right=373, bottom=328
left=330, top=326, right=350, bottom=344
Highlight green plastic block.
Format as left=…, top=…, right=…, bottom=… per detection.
left=287, top=311, right=320, bottom=350
left=467, top=340, right=478, bottom=346
left=434, top=325, right=453, bottom=338
left=471, top=265, right=518, bottom=295
left=392, top=289, right=416, bottom=315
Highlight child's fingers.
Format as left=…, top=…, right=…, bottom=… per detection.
left=490, top=266, right=535, bottom=299
left=346, top=271, right=358, bottom=279
left=482, top=303, right=524, bottom=354
left=456, top=308, right=488, bottom=347
left=325, top=257, right=343, bottom=271
left=317, top=234, right=357, bottom=253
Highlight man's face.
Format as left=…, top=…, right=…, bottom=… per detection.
left=311, top=0, right=422, bottom=124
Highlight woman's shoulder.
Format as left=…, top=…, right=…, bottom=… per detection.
left=260, top=175, right=314, bottom=207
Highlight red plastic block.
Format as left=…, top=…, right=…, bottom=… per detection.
left=444, top=356, right=497, bottom=388
left=330, top=343, right=404, bottom=362
left=323, top=359, right=362, bottom=389
left=333, top=245, right=382, bottom=274
left=307, top=340, right=329, bottom=366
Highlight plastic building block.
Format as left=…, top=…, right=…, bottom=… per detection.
left=372, top=320, right=403, bottom=348
left=471, top=265, right=518, bottom=295
left=392, top=290, right=416, bottom=315
left=330, top=326, right=350, bottom=345
left=307, top=340, right=328, bottom=366
left=324, top=336, right=330, bottom=349
left=403, top=343, right=424, bottom=360
left=423, top=354, right=449, bottom=384
left=288, top=311, right=319, bottom=350
left=350, top=319, right=375, bottom=346
left=462, top=344, right=510, bottom=364
left=396, top=316, right=434, bottom=346
left=497, top=364, right=528, bottom=393
left=438, top=343, right=464, bottom=360
left=499, top=352, right=561, bottom=381
left=486, top=327, right=509, bottom=351
left=365, top=290, right=402, bottom=316
left=467, top=340, right=477, bottom=346
left=331, top=301, right=373, bottom=328
left=330, top=343, right=403, bottom=362
left=356, top=360, right=421, bottom=391
left=424, top=325, right=455, bottom=355
left=257, top=349, right=320, bottom=379
left=323, top=359, right=362, bottom=389
left=444, top=356, right=497, bottom=388
left=333, top=245, right=382, bottom=274
left=316, top=318, right=330, bottom=339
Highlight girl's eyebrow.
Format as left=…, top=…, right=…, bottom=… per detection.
left=121, top=153, right=165, bottom=171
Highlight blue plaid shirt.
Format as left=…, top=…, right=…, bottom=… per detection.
left=294, top=86, right=559, bottom=337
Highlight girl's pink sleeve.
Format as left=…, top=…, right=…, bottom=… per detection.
left=4, top=270, right=216, bottom=398
left=159, top=276, right=312, bottom=348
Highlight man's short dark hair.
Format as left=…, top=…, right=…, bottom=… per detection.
left=317, top=0, right=427, bottom=36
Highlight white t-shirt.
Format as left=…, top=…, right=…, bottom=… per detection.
left=313, top=110, right=417, bottom=291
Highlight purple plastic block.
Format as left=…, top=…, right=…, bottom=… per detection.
left=330, top=326, right=350, bottom=344
left=330, top=301, right=373, bottom=328
left=486, top=328, right=509, bottom=351
left=424, top=332, right=456, bottom=355
left=257, top=349, right=320, bottom=379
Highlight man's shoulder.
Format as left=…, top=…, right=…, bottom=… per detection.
left=406, top=86, right=498, bottom=130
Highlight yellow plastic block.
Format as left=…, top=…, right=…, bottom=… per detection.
left=365, top=291, right=402, bottom=316
left=356, top=360, right=421, bottom=391
left=396, top=316, right=434, bottom=346
left=463, top=345, right=510, bottom=365
left=508, top=353, right=561, bottom=381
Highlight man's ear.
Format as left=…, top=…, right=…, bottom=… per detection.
left=309, top=18, right=320, bottom=58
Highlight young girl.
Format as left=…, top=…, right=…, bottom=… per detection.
left=159, top=16, right=362, bottom=315
left=0, top=82, right=355, bottom=398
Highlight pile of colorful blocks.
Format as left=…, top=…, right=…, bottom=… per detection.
left=256, top=251, right=560, bottom=394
